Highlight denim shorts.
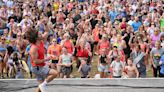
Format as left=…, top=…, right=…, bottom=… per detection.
left=60, top=66, right=72, bottom=75
left=51, top=60, right=59, bottom=64
left=98, top=64, right=108, bottom=72
left=32, top=66, right=50, bottom=81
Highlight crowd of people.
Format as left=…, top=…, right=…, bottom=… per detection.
left=0, top=0, right=164, bottom=79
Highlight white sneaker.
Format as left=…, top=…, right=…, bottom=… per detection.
left=39, top=84, right=46, bottom=92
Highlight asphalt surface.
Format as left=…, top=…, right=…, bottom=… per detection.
left=0, top=79, right=164, bottom=92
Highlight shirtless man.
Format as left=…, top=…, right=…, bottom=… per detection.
left=123, top=58, right=139, bottom=78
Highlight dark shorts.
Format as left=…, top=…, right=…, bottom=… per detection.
left=32, top=66, right=50, bottom=81
left=139, top=70, right=146, bottom=78
left=113, top=76, right=121, bottom=78
left=94, top=42, right=98, bottom=45
left=60, top=66, right=72, bottom=75
left=51, top=60, right=58, bottom=64
left=73, top=48, right=77, bottom=56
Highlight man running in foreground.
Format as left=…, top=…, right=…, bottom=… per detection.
left=25, top=25, right=58, bottom=92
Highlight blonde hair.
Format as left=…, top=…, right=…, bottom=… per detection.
left=64, top=33, right=70, bottom=38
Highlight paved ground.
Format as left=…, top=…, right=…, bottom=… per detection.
left=0, top=79, right=164, bottom=92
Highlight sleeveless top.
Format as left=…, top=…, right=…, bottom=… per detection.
left=120, top=22, right=126, bottom=29
left=30, top=41, right=45, bottom=67
left=99, top=41, right=110, bottom=54
left=61, top=54, right=72, bottom=65
left=100, top=55, right=107, bottom=64
left=77, top=46, right=89, bottom=58
left=63, top=40, right=73, bottom=54
left=51, top=17, right=56, bottom=24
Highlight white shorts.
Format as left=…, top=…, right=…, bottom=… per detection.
left=98, top=64, right=108, bottom=72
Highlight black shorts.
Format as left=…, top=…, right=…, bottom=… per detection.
left=94, top=42, right=98, bottom=45
left=51, top=60, right=58, bottom=64
left=113, top=76, right=121, bottom=78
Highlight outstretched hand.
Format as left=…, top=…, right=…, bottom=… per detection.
left=45, top=56, right=52, bottom=62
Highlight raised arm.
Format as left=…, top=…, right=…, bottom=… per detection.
left=42, top=24, right=50, bottom=43
left=128, top=33, right=134, bottom=46
left=42, top=17, right=51, bottom=43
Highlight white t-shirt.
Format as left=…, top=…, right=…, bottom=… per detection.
left=111, top=61, right=124, bottom=77
left=61, top=54, right=72, bottom=65
left=128, top=20, right=134, bottom=26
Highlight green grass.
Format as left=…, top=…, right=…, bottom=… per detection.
left=0, top=55, right=153, bottom=79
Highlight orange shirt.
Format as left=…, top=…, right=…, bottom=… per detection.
left=48, top=44, right=62, bottom=60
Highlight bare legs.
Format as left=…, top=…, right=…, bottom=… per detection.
left=100, top=72, right=107, bottom=78
left=36, top=69, right=58, bottom=92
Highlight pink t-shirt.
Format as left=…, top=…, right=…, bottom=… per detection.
left=67, top=3, right=73, bottom=11
left=150, top=34, right=160, bottom=48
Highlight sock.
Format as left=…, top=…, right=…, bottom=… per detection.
left=41, top=80, right=47, bottom=86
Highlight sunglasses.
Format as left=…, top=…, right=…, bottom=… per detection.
left=52, top=40, right=57, bottom=42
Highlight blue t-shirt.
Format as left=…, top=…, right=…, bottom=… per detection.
left=25, top=44, right=32, bottom=71
left=160, top=55, right=164, bottom=74
left=132, top=21, right=142, bottom=32
left=39, top=24, right=45, bottom=33
left=78, top=0, right=85, bottom=2
left=0, top=45, right=6, bottom=52
left=26, top=45, right=30, bottom=61
left=108, top=11, right=118, bottom=23
left=57, top=37, right=61, bottom=44
left=6, top=1, right=14, bottom=8
left=121, top=11, right=126, bottom=17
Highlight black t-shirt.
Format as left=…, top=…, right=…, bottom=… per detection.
left=122, top=32, right=131, bottom=56
left=90, top=19, right=98, bottom=29
left=51, top=17, right=56, bottom=24
left=69, top=33, right=78, bottom=45
left=47, top=11, right=52, bottom=18
left=63, top=10, right=69, bottom=17
left=73, top=14, right=81, bottom=23
left=100, top=55, right=107, bottom=64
